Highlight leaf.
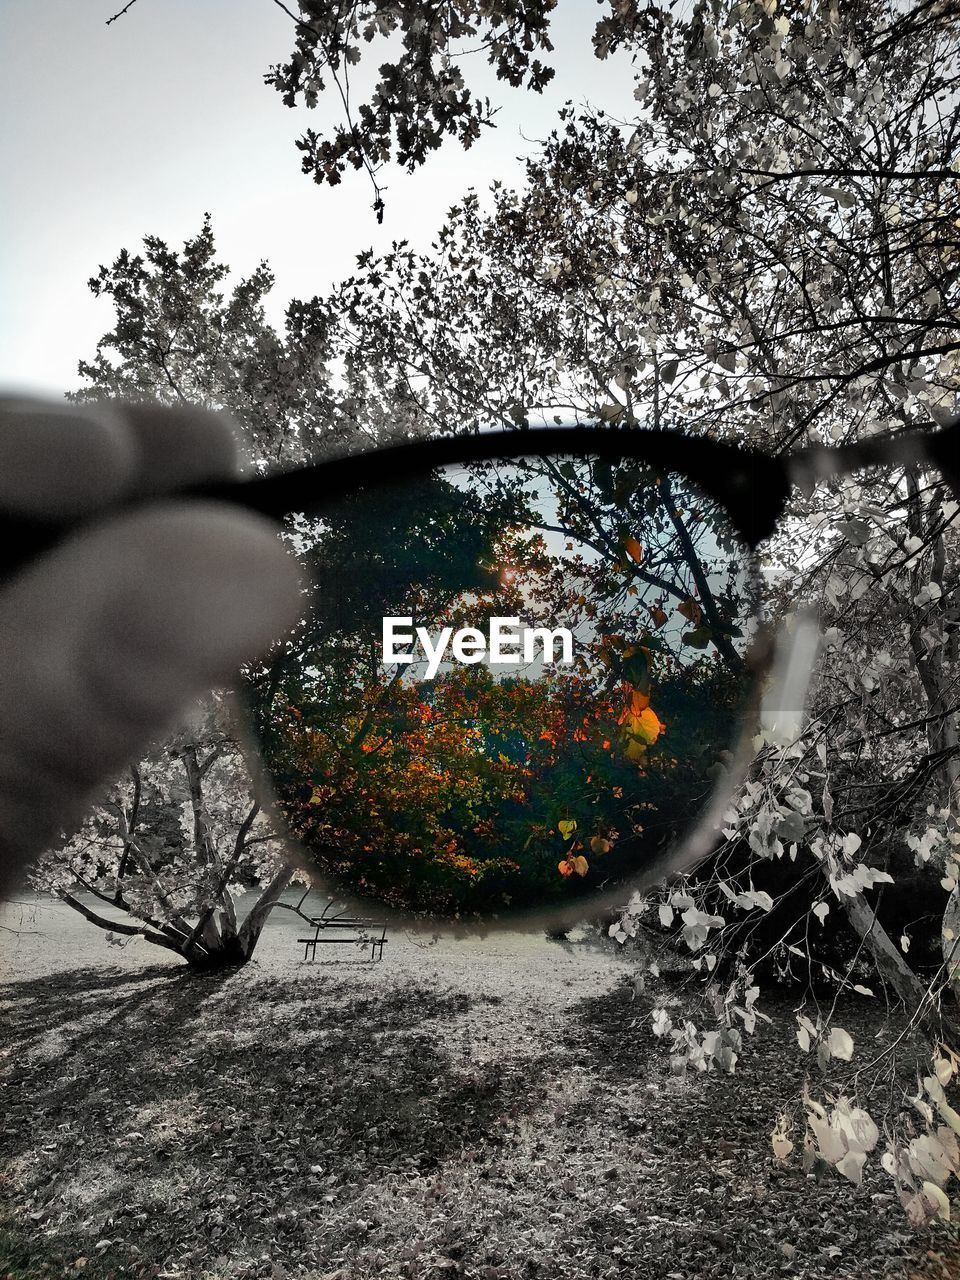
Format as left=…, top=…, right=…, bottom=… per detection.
left=651, top=1008, right=672, bottom=1037
left=935, top=1056, right=956, bottom=1087
left=658, top=902, right=674, bottom=928
left=660, top=358, right=679, bottom=383
left=650, top=605, right=668, bottom=628
left=623, top=536, right=643, bottom=564
left=837, top=1101, right=879, bottom=1154
left=739, top=889, right=774, bottom=912
left=777, top=809, right=806, bottom=844
left=682, top=626, right=710, bottom=650
left=677, top=598, right=703, bottom=625
left=634, top=706, right=665, bottom=746
left=772, top=1133, right=793, bottom=1160
left=836, top=1150, right=867, bottom=1185
left=571, top=855, right=589, bottom=877
left=827, top=1027, right=854, bottom=1061
left=812, top=901, right=830, bottom=923
left=558, top=859, right=574, bottom=877
left=590, top=836, right=611, bottom=855
left=921, top=1180, right=952, bottom=1221
left=625, top=688, right=650, bottom=716
left=558, top=819, right=577, bottom=841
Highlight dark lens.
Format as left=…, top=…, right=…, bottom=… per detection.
left=244, top=454, right=760, bottom=918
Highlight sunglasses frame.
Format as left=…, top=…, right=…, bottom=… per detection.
left=8, top=416, right=955, bottom=930
left=208, top=414, right=958, bottom=931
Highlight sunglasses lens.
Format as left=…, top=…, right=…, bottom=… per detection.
left=244, top=455, right=760, bottom=917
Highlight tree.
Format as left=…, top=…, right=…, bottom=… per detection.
left=248, top=449, right=756, bottom=915
left=30, top=701, right=291, bottom=968
left=72, top=214, right=357, bottom=467
left=82, top=0, right=960, bottom=1215
left=264, top=0, right=558, bottom=217
left=34, top=221, right=381, bottom=968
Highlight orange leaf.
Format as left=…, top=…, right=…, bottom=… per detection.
left=558, top=859, right=574, bottom=877
left=628, top=688, right=651, bottom=715
left=624, top=536, right=643, bottom=565
left=590, top=836, right=611, bottom=855
left=636, top=706, right=665, bottom=745
left=677, top=598, right=703, bottom=625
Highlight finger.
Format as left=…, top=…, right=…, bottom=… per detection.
left=117, top=402, right=244, bottom=493
left=0, top=397, right=136, bottom=518
left=0, top=396, right=246, bottom=521
left=0, top=502, right=302, bottom=894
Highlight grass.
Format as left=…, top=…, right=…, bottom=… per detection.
left=1, top=910, right=958, bottom=1279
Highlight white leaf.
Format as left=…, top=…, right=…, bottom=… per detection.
left=772, top=1132, right=794, bottom=1161
left=828, top=1027, right=854, bottom=1061
left=836, top=1150, right=867, bottom=1185
left=921, top=1181, right=951, bottom=1222
left=842, top=832, right=862, bottom=857
left=837, top=1101, right=879, bottom=1154
left=809, top=1116, right=846, bottom=1165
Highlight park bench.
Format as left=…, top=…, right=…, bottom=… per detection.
left=297, top=897, right=388, bottom=963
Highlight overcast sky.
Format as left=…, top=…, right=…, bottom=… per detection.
left=1, top=0, right=639, bottom=399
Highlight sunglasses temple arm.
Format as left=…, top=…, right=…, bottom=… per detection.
left=786, top=417, right=960, bottom=497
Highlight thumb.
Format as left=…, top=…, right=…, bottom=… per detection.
left=0, top=502, right=301, bottom=894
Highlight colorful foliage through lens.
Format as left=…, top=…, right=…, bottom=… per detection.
left=250, top=457, right=753, bottom=915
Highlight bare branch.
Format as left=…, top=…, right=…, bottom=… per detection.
left=105, top=0, right=142, bottom=25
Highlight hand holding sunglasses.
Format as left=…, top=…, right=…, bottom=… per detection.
left=1, top=398, right=957, bottom=927
left=0, top=398, right=302, bottom=897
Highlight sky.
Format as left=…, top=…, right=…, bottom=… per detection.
left=0, top=0, right=641, bottom=399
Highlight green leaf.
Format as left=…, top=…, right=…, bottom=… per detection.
left=682, top=626, right=711, bottom=649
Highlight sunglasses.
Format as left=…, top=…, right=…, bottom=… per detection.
left=9, top=419, right=959, bottom=928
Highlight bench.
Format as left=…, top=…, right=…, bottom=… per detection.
left=297, top=899, right=388, bottom=963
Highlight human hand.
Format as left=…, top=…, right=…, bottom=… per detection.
left=0, top=397, right=301, bottom=896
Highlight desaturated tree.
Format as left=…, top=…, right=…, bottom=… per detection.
left=71, top=214, right=353, bottom=467
left=30, top=700, right=293, bottom=968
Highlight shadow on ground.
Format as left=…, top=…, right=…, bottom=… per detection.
left=0, top=964, right=546, bottom=1279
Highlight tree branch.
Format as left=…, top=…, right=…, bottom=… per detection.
left=106, top=0, right=142, bottom=25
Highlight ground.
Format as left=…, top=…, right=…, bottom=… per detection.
left=1, top=893, right=958, bottom=1280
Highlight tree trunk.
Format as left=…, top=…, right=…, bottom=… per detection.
left=59, top=863, right=296, bottom=971
left=838, top=878, right=959, bottom=1046
left=238, top=863, right=297, bottom=957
